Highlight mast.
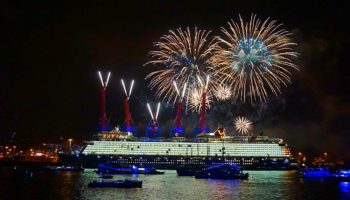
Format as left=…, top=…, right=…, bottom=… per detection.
left=121, top=79, right=134, bottom=132
left=199, top=91, right=206, bottom=133
left=173, top=82, right=186, bottom=137
left=98, top=71, right=111, bottom=131
left=199, top=75, right=209, bottom=133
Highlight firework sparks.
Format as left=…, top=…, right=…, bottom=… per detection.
left=209, top=14, right=299, bottom=102
left=234, top=116, right=253, bottom=135
left=145, top=27, right=218, bottom=104
left=213, top=84, right=232, bottom=101
left=187, top=86, right=211, bottom=113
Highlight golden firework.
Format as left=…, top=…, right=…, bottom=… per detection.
left=145, top=27, right=218, bottom=105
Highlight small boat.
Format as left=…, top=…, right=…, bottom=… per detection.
left=331, top=169, right=350, bottom=181
left=302, top=168, right=332, bottom=178
left=97, top=164, right=164, bottom=175
left=88, top=179, right=142, bottom=188
left=46, top=164, right=84, bottom=172
left=302, top=168, right=350, bottom=182
left=24, top=170, right=34, bottom=178
left=99, top=174, right=113, bottom=179
left=176, top=165, right=203, bottom=176
left=195, top=163, right=249, bottom=180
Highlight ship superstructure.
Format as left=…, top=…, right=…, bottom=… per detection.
left=69, top=131, right=295, bottom=170
left=82, top=136, right=290, bottom=158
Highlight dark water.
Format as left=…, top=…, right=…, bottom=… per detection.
left=0, top=168, right=349, bottom=200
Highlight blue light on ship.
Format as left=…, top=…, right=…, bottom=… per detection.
left=170, top=127, right=185, bottom=137
left=125, top=127, right=136, bottom=133
left=339, top=182, right=350, bottom=194
left=303, top=168, right=332, bottom=178
left=146, top=120, right=162, bottom=138
left=339, top=170, right=350, bottom=177
left=193, top=127, right=210, bottom=134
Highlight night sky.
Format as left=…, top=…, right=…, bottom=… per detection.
left=1, top=1, right=349, bottom=160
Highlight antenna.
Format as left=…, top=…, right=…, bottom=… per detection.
left=173, top=81, right=180, bottom=96
left=155, top=102, right=160, bottom=120
left=205, top=75, right=210, bottom=91
left=105, top=72, right=111, bottom=87
left=98, top=71, right=111, bottom=88
left=121, top=79, right=134, bottom=99
left=147, top=103, right=154, bottom=120
left=181, top=82, right=187, bottom=99
left=197, top=75, right=203, bottom=87
left=121, top=79, right=128, bottom=96
left=129, top=80, right=134, bottom=97
left=98, top=71, right=104, bottom=87
left=174, top=81, right=187, bottom=101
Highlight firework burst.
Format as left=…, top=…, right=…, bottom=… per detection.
left=145, top=27, right=218, bottom=104
left=187, top=86, right=211, bottom=113
left=234, top=116, right=253, bottom=135
left=213, top=84, right=232, bottom=101
left=209, top=14, right=299, bottom=102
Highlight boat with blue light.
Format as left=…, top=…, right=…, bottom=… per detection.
left=177, top=165, right=203, bottom=176
left=96, top=163, right=164, bottom=175
left=302, top=168, right=350, bottom=181
left=194, top=163, right=249, bottom=180
left=302, top=168, right=332, bottom=178
left=331, top=169, right=350, bottom=181
left=88, top=179, right=142, bottom=188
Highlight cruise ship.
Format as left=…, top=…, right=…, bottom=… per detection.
left=60, top=129, right=296, bottom=170
left=63, top=71, right=298, bottom=170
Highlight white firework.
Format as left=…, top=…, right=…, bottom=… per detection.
left=234, top=116, right=253, bottom=135
left=187, top=86, right=211, bottom=113
left=208, top=14, right=299, bottom=102
left=213, top=84, right=232, bottom=101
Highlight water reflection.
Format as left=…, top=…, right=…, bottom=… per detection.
left=1, top=168, right=349, bottom=200
left=206, top=179, right=241, bottom=199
